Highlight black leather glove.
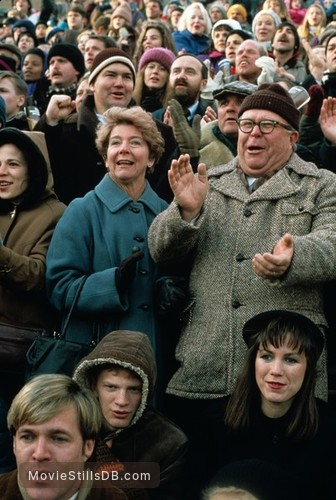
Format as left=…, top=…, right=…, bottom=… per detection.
left=115, top=250, right=144, bottom=293
left=155, top=276, right=189, bottom=316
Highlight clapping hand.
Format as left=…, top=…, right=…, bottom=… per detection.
left=252, top=233, right=294, bottom=280
left=168, top=154, right=208, bottom=222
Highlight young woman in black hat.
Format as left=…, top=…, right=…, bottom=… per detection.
left=205, top=311, right=336, bottom=500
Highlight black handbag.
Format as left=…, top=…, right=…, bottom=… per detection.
left=0, top=322, right=49, bottom=374
left=26, top=277, right=96, bottom=380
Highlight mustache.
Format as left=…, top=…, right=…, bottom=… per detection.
left=174, top=78, right=188, bottom=86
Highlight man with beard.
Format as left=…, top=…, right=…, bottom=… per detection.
left=152, top=54, right=211, bottom=126
left=272, top=22, right=307, bottom=85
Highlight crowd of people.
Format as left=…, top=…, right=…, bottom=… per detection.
left=0, top=0, right=336, bottom=499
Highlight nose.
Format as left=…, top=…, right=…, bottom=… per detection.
left=32, top=437, right=51, bottom=461
left=269, top=359, right=284, bottom=376
left=115, top=390, right=129, bottom=406
left=250, top=123, right=262, bottom=136
left=114, top=75, right=124, bottom=87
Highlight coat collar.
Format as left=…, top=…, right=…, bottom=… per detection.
left=95, top=174, right=165, bottom=214
left=208, top=153, right=320, bottom=201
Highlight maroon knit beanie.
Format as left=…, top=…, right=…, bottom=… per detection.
left=238, top=83, right=300, bottom=131
left=88, top=48, right=136, bottom=84
left=138, top=48, right=176, bottom=72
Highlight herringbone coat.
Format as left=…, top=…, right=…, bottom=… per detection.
left=148, top=153, right=336, bottom=401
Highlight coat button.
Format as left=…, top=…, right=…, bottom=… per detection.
left=243, top=208, right=253, bottom=217
left=129, top=207, right=140, bottom=213
left=132, top=246, right=141, bottom=252
left=139, top=269, right=148, bottom=275
left=236, top=254, right=245, bottom=262
left=134, top=236, right=144, bottom=242
left=298, top=205, right=304, bottom=212
left=232, top=300, right=241, bottom=308
left=139, top=304, right=149, bottom=310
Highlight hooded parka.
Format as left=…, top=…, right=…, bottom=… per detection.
left=73, top=330, right=188, bottom=500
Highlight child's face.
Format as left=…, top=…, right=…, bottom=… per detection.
left=291, top=0, right=302, bottom=8
left=270, top=1, right=281, bottom=14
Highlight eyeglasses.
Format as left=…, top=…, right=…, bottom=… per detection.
left=236, top=119, right=294, bottom=134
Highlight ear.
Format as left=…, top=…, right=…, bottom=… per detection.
left=83, top=439, right=95, bottom=460
left=290, top=130, right=299, bottom=146
left=200, top=78, right=208, bottom=91
left=17, top=94, right=25, bottom=108
left=147, top=158, right=155, bottom=169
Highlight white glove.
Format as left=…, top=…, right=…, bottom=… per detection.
left=256, top=56, right=276, bottom=85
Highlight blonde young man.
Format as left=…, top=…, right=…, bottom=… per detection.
left=0, top=374, right=127, bottom=499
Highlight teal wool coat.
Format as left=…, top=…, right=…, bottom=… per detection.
left=46, top=174, right=168, bottom=353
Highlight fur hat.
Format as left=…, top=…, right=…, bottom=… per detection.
left=138, top=47, right=175, bottom=72
left=88, top=47, right=136, bottom=84
left=47, top=43, right=85, bottom=78
left=111, top=2, right=132, bottom=25
left=227, top=4, right=248, bottom=22
left=243, top=310, right=325, bottom=357
left=238, top=83, right=300, bottom=131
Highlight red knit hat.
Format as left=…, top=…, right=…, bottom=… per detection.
left=88, top=48, right=136, bottom=84
left=138, top=48, right=176, bottom=72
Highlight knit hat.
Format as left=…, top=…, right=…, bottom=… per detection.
left=47, top=43, right=85, bottom=78
left=138, top=47, right=175, bottom=72
left=0, top=55, right=16, bottom=72
left=0, top=96, right=6, bottom=128
left=243, top=310, right=325, bottom=357
left=238, top=83, right=300, bottom=130
left=46, top=26, right=65, bottom=43
left=227, top=4, right=248, bottom=22
left=88, top=48, right=136, bottom=84
left=252, top=9, right=282, bottom=34
left=12, top=19, right=35, bottom=35
left=111, top=2, right=132, bottom=25
left=209, top=3, right=227, bottom=18
left=212, top=19, right=241, bottom=38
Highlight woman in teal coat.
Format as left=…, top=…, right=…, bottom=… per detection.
left=46, top=107, right=168, bottom=357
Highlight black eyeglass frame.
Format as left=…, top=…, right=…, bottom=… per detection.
left=236, top=119, right=294, bottom=134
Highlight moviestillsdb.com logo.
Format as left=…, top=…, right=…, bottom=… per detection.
left=19, top=462, right=160, bottom=488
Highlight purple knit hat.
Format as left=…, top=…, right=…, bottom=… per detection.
left=138, top=48, right=176, bottom=72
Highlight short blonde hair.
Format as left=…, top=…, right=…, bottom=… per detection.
left=203, top=486, right=258, bottom=500
left=96, top=106, right=165, bottom=170
left=178, top=2, right=213, bottom=35
left=8, top=374, right=101, bottom=441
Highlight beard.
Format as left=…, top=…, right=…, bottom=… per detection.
left=168, top=85, right=200, bottom=108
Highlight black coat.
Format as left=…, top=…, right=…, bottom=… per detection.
left=35, top=95, right=179, bottom=205
left=207, top=397, right=336, bottom=500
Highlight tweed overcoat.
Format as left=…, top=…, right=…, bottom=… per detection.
left=46, top=174, right=168, bottom=353
left=148, top=153, right=336, bottom=400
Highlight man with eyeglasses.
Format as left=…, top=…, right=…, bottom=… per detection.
left=148, top=84, right=336, bottom=494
